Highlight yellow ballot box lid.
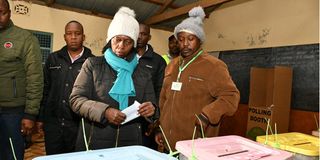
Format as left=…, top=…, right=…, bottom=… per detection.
left=256, top=132, right=319, bottom=156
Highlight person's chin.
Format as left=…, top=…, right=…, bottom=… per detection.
left=181, top=51, right=193, bottom=58
left=69, top=46, right=81, bottom=51
left=116, top=52, right=126, bottom=58
left=137, top=43, right=145, bottom=48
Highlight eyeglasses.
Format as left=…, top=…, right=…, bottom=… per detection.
left=112, top=36, right=134, bottom=46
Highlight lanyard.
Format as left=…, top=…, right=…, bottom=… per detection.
left=177, top=50, right=203, bottom=81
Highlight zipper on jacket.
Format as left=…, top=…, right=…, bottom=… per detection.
left=169, top=91, right=178, bottom=136
left=12, top=76, right=17, bottom=97
left=136, top=124, right=142, bottom=144
left=87, top=122, right=94, bottom=148
left=115, top=125, right=120, bottom=147
left=189, top=76, right=204, bottom=82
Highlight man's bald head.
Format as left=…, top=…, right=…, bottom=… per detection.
left=0, top=0, right=10, bottom=10
left=65, top=20, right=84, bottom=33
left=0, top=0, right=11, bottom=30
left=137, top=23, right=151, bottom=49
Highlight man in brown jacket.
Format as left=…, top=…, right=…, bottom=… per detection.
left=155, top=6, right=240, bottom=152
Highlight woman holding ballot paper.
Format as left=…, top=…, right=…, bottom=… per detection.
left=69, top=7, right=157, bottom=150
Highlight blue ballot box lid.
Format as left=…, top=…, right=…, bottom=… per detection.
left=33, top=145, right=177, bottom=160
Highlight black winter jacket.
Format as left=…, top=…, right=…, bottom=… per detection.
left=69, top=54, right=158, bottom=150
left=38, top=46, right=94, bottom=123
left=139, top=44, right=166, bottom=103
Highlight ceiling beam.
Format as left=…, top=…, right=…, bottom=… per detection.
left=144, top=0, right=232, bottom=25
left=142, top=0, right=179, bottom=9
left=154, top=0, right=174, bottom=14
left=45, top=0, right=55, bottom=7
left=151, top=25, right=174, bottom=32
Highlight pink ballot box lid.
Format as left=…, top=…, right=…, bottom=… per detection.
left=33, top=145, right=177, bottom=160
left=175, top=135, right=293, bottom=160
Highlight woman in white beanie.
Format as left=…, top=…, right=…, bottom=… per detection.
left=69, top=7, right=158, bottom=150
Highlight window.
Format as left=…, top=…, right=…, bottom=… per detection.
left=30, top=30, right=53, bottom=64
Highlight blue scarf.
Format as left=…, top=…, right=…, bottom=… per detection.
left=104, top=48, right=138, bottom=110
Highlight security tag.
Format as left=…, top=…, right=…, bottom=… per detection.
left=171, top=82, right=182, bottom=91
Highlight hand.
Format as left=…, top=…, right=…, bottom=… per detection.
left=21, top=119, right=35, bottom=136
left=155, top=132, right=164, bottom=147
left=145, top=120, right=160, bottom=136
left=36, top=122, right=44, bottom=134
left=195, top=113, right=210, bottom=133
left=138, top=102, right=155, bottom=117
left=105, top=108, right=126, bottom=126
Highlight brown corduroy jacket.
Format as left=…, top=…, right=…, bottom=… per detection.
left=159, top=50, right=240, bottom=151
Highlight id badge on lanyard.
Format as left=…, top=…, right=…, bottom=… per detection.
left=170, top=50, right=203, bottom=92
left=171, top=81, right=182, bottom=91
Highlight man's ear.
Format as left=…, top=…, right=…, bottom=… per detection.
left=8, top=10, right=11, bottom=19
left=83, top=34, right=86, bottom=42
left=148, top=35, right=151, bottom=41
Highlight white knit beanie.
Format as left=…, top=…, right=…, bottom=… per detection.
left=174, top=6, right=206, bottom=43
left=106, top=7, right=139, bottom=47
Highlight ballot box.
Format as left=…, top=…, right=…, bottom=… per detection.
left=33, top=145, right=177, bottom=160
left=257, top=132, right=319, bottom=160
left=176, top=135, right=293, bottom=160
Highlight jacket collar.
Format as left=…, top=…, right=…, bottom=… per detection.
left=58, top=46, right=93, bottom=63
left=0, top=20, right=14, bottom=33
left=181, top=48, right=204, bottom=62
left=140, top=44, right=154, bottom=59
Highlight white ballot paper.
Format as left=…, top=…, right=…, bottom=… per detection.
left=121, top=100, right=141, bottom=125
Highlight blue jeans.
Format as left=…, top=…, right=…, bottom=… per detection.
left=0, top=112, right=24, bottom=160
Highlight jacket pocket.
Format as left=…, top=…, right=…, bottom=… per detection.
left=49, top=65, right=62, bottom=80
left=187, top=75, right=207, bottom=92
left=12, top=76, right=17, bottom=97
left=0, top=76, right=26, bottom=100
left=188, top=75, right=204, bottom=82
left=13, top=77, right=26, bottom=98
